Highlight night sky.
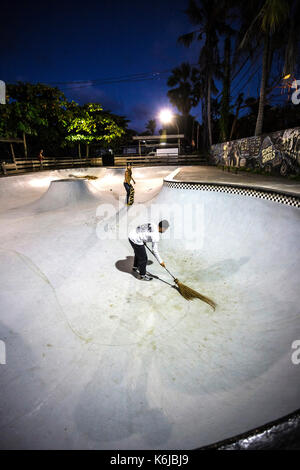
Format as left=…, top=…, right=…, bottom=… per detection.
left=1, top=0, right=204, bottom=132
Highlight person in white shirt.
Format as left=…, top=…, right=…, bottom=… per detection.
left=128, top=220, right=169, bottom=281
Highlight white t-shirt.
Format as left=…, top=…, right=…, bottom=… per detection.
left=129, top=223, right=162, bottom=264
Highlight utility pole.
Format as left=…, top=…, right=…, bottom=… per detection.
left=175, top=121, right=180, bottom=154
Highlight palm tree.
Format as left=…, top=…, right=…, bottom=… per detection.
left=178, top=0, right=235, bottom=149
left=282, top=0, right=300, bottom=78
left=167, top=62, right=200, bottom=117
left=239, top=0, right=291, bottom=136
left=145, top=119, right=156, bottom=135
left=166, top=62, right=201, bottom=140
left=219, top=36, right=232, bottom=142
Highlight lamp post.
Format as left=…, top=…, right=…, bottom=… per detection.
left=158, top=109, right=180, bottom=153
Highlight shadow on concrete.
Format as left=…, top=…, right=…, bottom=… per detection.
left=115, top=256, right=153, bottom=278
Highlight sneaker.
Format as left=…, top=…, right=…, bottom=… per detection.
left=140, top=274, right=153, bottom=281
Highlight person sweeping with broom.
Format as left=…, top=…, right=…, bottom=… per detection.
left=128, top=220, right=169, bottom=281
left=128, top=219, right=217, bottom=310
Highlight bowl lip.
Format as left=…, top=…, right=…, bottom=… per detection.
left=163, top=178, right=300, bottom=200
left=163, top=179, right=300, bottom=209
left=196, top=408, right=300, bottom=450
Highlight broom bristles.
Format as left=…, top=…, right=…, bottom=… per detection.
left=175, top=279, right=216, bottom=311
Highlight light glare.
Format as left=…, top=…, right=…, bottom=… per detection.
left=159, top=109, right=174, bottom=124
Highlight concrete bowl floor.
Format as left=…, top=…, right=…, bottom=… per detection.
left=0, top=166, right=299, bottom=450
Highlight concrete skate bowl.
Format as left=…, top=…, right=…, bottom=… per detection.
left=0, top=167, right=299, bottom=449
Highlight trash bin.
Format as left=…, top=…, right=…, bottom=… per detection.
left=102, top=152, right=114, bottom=166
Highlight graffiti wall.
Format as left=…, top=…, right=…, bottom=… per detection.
left=210, top=127, right=300, bottom=176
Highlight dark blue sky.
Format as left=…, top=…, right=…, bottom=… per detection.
left=1, top=0, right=203, bottom=131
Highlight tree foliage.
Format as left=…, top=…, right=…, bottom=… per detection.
left=167, top=62, right=201, bottom=116
left=0, top=82, right=128, bottom=156
left=64, top=103, right=125, bottom=146
left=176, top=0, right=300, bottom=148
left=145, top=119, right=156, bottom=135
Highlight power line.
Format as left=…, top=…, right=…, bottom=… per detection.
left=46, top=64, right=200, bottom=88
left=8, top=52, right=264, bottom=98
left=230, top=62, right=262, bottom=102
left=7, top=54, right=277, bottom=112
left=216, top=49, right=262, bottom=101
left=231, top=52, right=261, bottom=89
left=50, top=72, right=156, bottom=85
left=59, top=75, right=162, bottom=90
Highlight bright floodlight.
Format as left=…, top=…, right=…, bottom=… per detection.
left=159, top=109, right=174, bottom=124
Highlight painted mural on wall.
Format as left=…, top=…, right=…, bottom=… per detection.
left=210, top=127, right=300, bottom=176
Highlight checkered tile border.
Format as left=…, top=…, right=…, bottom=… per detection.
left=164, top=181, right=300, bottom=208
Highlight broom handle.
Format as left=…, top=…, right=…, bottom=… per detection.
left=144, top=244, right=176, bottom=280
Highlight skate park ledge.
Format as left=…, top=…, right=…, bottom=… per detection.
left=164, top=166, right=300, bottom=200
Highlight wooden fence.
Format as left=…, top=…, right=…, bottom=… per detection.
left=1, top=154, right=207, bottom=176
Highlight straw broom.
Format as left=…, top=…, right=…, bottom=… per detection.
left=145, top=244, right=216, bottom=311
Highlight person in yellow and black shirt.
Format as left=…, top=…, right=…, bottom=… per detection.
left=124, top=163, right=136, bottom=205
